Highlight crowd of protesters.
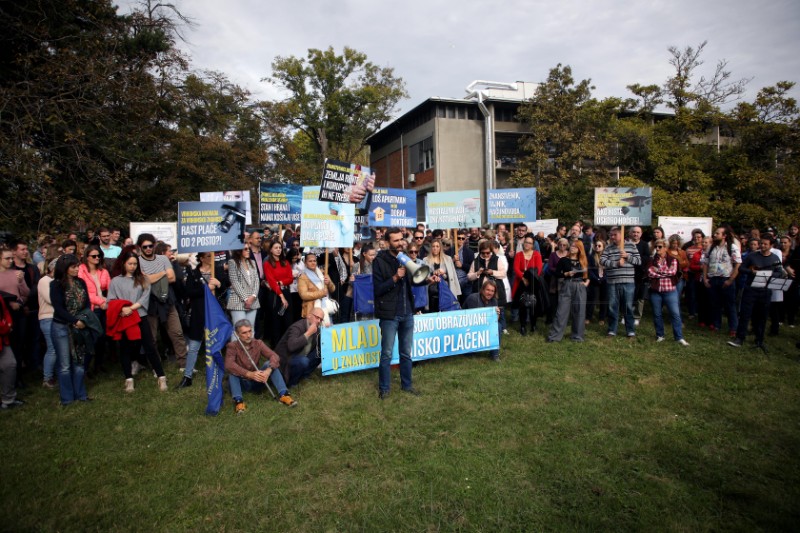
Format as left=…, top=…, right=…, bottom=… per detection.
left=1, top=219, right=799, bottom=413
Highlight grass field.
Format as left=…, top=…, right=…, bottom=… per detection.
left=2, top=317, right=799, bottom=532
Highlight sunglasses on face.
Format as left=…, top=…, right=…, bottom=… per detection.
left=480, top=251, right=492, bottom=256
left=141, top=244, right=154, bottom=250
left=414, top=236, right=423, bottom=240
left=88, top=254, right=100, bottom=259
left=457, top=237, right=466, bottom=241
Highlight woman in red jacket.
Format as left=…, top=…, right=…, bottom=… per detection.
left=262, top=239, right=293, bottom=347
left=512, top=233, right=543, bottom=335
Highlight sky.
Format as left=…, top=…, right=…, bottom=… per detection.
left=118, top=0, right=800, bottom=117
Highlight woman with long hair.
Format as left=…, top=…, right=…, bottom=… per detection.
left=78, top=245, right=110, bottom=373
left=511, top=233, right=543, bottom=335
left=424, top=239, right=461, bottom=313
left=547, top=240, right=589, bottom=342
left=685, top=229, right=705, bottom=320
left=107, top=250, right=167, bottom=392
left=227, top=246, right=260, bottom=333
left=262, top=240, right=293, bottom=346
left=50, top=254, right=93, bottom=404
left=648, top=239, right=689, bottom=345
left=649, top=227, right=665, bottom=254
left=545, top=237, right=570, bottom=324
left=176, top=252, right=224, bottom=388
left=666, top=235, right=689, bottom=298
left=38, top=258, right=58, bottom=388
left=298, top=253, right=335, bottom=325
left=586, top=239, right=607, bottom=326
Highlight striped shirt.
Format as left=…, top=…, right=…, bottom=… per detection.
left=600, top=243, right=641, bottom=285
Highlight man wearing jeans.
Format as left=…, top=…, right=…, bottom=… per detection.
left=225, top=319, right=296, bottom=413
left=601, top=226, right=641, bottom=337
left=373, top=228, right=418, bottom=399
left=702, top=227, right=741, bottom=336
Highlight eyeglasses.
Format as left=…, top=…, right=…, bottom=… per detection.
left=141, top=244, right=154, bottom=250
left=656, top=245, right=665, bottom=249
left=88, top=254, right=100, bottom=259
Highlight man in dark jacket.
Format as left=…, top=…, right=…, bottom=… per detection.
left=273, top=309, right=323, bottom=387
left=373, top=228, right=419, bottom=399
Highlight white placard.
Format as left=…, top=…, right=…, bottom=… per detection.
left=129, top=222, right=178, bottom=250
left=658, top=217, right=713, bottom=244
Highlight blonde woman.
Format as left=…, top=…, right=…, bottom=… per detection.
left=547, top=241, right=589, bottom=342
left=423, top=239, right=460, bottom=312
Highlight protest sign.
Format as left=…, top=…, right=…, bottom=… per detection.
left=658, top=216, right=713, bottom=243
left=594, top=187, right=653, bottom=226
left=300, top=186, right=355, bottom=248
left=367, top=188, right=417, bottom=228
left=426, top=190, right=482, bottom=229
left=487, top=188, right=536, bottom=224
left=319, top=159, right=374, bottom=206
left=200, top=190, right=252, bottom=225
left=527, top=219, right=559, bottom=236
left=177, top=201, right=246, bottom=253
left=258, top=183, right=302, bottom=225
left=320, top=308, right=499, bottom=375
left=129, top=222, right=178, bottom=250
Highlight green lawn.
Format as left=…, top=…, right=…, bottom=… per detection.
left=2, top=318, right=799, bottom=532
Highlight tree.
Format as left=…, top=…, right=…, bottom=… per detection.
left=511, top=65, right=623, bottom=221
left=265, top=46, right=407, bottom=168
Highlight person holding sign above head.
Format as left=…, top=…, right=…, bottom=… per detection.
left=728, top=237, right=783, bottom=353
left=373, top=228, right=419, bottom=400
left=601, top=226, right=641, bottom=338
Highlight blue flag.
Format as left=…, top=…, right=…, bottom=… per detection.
left=204, top=285, right=232, bottom=416
left=438, top=278, right=461, bottom=312
left=352, top=274, right=374, bottom=314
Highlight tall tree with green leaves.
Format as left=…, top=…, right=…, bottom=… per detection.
left=265, top=46, right=407, bottom=171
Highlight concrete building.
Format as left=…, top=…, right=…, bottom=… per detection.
left=366, top=81, right=538, bottom=223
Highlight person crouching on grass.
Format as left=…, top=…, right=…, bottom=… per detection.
left=224, top=319, right=296, bottom=414
left=462, top=280, right=501, bottom=361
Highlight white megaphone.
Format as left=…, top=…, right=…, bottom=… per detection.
left=397, top=252, right=431, bottom=284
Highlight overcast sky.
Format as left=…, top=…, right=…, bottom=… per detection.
left=119, top=0, right=799, bottom=116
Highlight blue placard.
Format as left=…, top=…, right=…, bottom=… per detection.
left=177, top=201, right=247, bottom=253
left=487, top=188, right=537, bottom=224
left=300, top=186, right=355, bottom=248
left=426, top=190, right=482, bottom=229
left=320, top=308, right=499, bottom=375
left=259, top=183, right=302, bottom=224
left=367, top=188, right=417, bottom=228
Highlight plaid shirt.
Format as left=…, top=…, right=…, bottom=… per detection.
left=648, top=255, right=678, bottom=293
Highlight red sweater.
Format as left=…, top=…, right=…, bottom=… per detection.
left=263, top=259, right=293, bottom=294
left=512, top=251, right=543, bottom=296
left=106, top=299, right=142, bottom=341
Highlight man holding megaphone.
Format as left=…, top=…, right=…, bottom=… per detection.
left=373, top=228, right=429, bottom=400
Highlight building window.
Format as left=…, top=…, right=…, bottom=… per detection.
left=410, top=137, right=434, bottom=172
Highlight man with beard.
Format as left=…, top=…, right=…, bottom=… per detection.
left=702, top=226, right=741, bottom=336
left=136, top=233, right=188, bottom=368
left=373, top=228, right=419, bottom=399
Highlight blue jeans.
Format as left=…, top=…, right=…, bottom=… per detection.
left=379, top=314, right=414, bottom=392
left=708, top=277, right=738, bottom=333
left=228, top=361, right=289, bottom=401
left=184, top=338, right=202, bottom=379
left=607, top=283, right=635, bottom=335
left=51, top=321, right=87, bottom=405
left=229, top=309, right=257, bottom=342
left=289, top=354, right=321, bottom=387
left=39, top=318, right=57, bottom=381
left=650, top=290, right=684, bottom=340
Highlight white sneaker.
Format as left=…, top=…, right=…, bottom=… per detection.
left=627, top=332, right=636, bottom=337
left=634, top=319, right=640, bottom=326
left=179, top=368, right=199, bottom=375
left=656, top=336, right=665, bottom=342
left=677, top=339, right=690, bottom=346
left=131, top=361, right=142, bottom=376
left=502, top=329, right=509, bottom=335
left=158, top=376, right=168, bottom=392
left=124, top=378, right=135, bottom=393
